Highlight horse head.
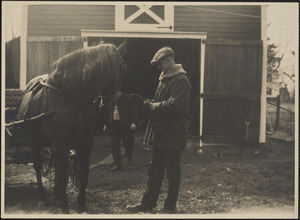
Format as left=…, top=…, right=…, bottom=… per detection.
left=101, top=39, right=128, bottom=129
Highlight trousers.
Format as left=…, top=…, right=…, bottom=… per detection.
left=111, top=120, right=134, bottom=167
left=141, top=147, right=181, bottom=210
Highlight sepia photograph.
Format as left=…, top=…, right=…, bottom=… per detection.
left=1, top=1, right=298, bottom=218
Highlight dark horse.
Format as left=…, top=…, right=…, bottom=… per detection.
left=13, top=40, right=127, bottom=213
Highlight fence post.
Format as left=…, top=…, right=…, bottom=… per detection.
left=275, top=95, right=280, bottom=129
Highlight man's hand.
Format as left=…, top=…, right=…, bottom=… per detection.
left=143, top=100, right=161, bottom=114
left=103, top=124, right=108, bottom=133
left=103, top=124, right=112, bottom=133
left=130, top=123, right=137, bottom=130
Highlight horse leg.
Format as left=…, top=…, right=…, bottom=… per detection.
left=31, top=143, right=47, bottom=205
left=76, top=135, right=93, bottom=213
left=52, top=141, right=70, bottom=214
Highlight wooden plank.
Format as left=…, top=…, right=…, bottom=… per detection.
left=5, top=38, right=20, bottom=88
left=28, top=27, right=114, bottom=36
left=28, top=5, right=115, bottom=36
left=174, top=5, right=261, bottom=40
left=202, top=99, right=261, bottom=134
left=27, top=36, right=84, bottom=42
left=5, top=89, right=25, bottom=108
left=202, top=41, right=262, bottom=143
left=28, top=23, right=115, bottom=30
left=201, top=134, right=259, bottom=144
left=28, top=16, right=115, bottom=24
left=174, top=20, right=261, bottom=27
left=26, top=40, right=83, bottom=82
left=203, top=93, right=260, bottom=102
left=175, top=13, right=261, bottom=21
left=173, top=28, right=260, bottom=39
left=175, top=26, right=260, bottom=33
left=206, top=38, right=262, bottom=46
left=204, top=44, right=262, bottom=94
left=175, top=5, right=261, bottom=16
left=28, top=5, right=114, bottom=14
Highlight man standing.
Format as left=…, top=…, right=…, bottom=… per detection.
left=105, top=88, right=138, bottom=172
left=127, top=47, right=191, bottom=213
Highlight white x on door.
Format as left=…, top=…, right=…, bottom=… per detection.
left=115, top=5, right=174, bottom=32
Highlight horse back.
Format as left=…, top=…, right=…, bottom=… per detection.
left=17, top=74, right=49, bottom=121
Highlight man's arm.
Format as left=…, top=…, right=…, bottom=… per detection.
left=144, top=77, right=191, bottom=117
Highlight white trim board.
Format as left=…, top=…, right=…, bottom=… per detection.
left=81, top=29, right=207, bottom=148
left=81, top=30, right=207, bottom=40
left=20, top=5, right=28, bottom=90
left=259, top=5, right=267, bottom=143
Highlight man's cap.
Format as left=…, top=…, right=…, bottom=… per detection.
left=150, top=47, right=174, bottom=65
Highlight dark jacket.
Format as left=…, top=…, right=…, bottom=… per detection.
left=113, top=93, right=139, bottom=127
left=150, top=64, right=191, bottom=150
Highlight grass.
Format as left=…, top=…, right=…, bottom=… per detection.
left=4, top=132, right=295, bottom=217
left=3, top=101, right=296, bottom=216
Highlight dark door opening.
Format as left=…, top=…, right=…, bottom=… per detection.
left=88, top=37, right=200, bottom=134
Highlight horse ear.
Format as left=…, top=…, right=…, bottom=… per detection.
left=118, top=39, right=127, bottom=58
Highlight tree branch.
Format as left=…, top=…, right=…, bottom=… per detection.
left=267, top=53, right=284, bottom=79
left=282, top=71, right=295, bottom=83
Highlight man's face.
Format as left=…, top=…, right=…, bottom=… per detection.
left=157, top=57, right=171, bottom=72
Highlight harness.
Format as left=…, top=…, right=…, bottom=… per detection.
left=6, top=77, right=75, bottom=131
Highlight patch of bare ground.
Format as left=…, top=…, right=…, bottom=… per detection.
left=4, top=129, right=296, bottom=218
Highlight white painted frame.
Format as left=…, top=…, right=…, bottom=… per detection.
left=115, top=5, right=174, bottom=32
left=20, top=5, right=28, bottom=90
left=259, top=5, right=267, bottom=143
left=82, top=30, right=207, bottom=147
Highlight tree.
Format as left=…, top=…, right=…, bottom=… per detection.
left=267, top=42, right=284, bottom=84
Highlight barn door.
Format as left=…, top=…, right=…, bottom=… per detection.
left=201, top=39, right=262, bottom=144
left=115, top=5, right=174, bottom=32
left=26, top=36, right=83, bottom=83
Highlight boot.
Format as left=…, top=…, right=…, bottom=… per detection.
left=110, top=165, right=123, bottom=172
left=126, top=203, right=152, bottom=213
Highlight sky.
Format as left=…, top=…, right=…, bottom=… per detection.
left=267, top=4, right=298, bottom=54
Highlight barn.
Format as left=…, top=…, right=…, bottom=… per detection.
left=7, top=2, right=267, bottom=145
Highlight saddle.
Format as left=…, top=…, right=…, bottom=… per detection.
left=17, top=74, right=78, bottom=122
left=17, top=75, right=50, bottom=121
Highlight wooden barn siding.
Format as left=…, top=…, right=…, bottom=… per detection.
left=27, top=39, right=83, bottom=83
left=174, top=5, right=261, bottom=40
left=6, top=37, right=20, bottom=88
left=202, top=39, right=262, bottom=143
left=27, top=5, right=115, bottom=36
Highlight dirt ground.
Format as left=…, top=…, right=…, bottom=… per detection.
left=3, top=127, right=296, bottom=218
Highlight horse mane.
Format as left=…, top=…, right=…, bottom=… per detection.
left=47, top=42, right=121, bottom=100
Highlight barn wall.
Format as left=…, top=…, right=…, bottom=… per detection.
left=202, top=39, right=262, bottom=143
left=6, top=37, right=20, bottom=88
left=27, top=5, right=261, bottom=40
left=27, top=5, right=115, bottom=36
left=26, top=37, right=83, bottom=82
left=174, top=5, right=261, bottom=40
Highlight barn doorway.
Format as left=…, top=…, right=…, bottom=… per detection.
left=87, top=36, right=202, bottom=135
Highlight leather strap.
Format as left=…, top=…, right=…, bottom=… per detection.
left=38, top=78, right=66, bottom=98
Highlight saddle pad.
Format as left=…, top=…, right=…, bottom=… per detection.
left=17, top=91, right=34, bottom=120
left=17, top=75, right=49, bottom=121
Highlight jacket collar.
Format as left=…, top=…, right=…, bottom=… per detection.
left=158, top=64, right=186, bottom=82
